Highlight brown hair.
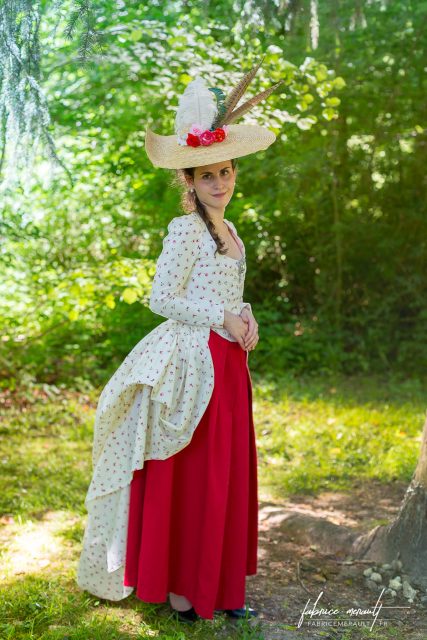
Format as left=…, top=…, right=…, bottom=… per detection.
left=171, top=159, right=238, bottom=257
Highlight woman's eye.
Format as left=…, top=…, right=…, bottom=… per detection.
left=201, top=170, right=229, bottom=180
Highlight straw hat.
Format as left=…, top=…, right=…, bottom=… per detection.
left=145, top=56, right=283, bottom=170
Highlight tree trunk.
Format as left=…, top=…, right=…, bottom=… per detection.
left=351, top=414, right=427, bottom=588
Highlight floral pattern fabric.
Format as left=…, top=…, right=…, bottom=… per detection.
left=77, top=212, right=252, bottom=601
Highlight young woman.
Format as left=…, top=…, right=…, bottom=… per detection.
left=77, top=66, right=280, bottom=625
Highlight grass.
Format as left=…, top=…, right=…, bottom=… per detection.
left=0, top=372, right=425, bottom=639
left=253, top=371, right=426, bottom=500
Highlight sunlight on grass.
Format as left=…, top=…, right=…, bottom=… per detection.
left=0, top=510, right=80, bottom=581
left=252, top=373, right=426, bottom=500
left=2, top=519, right=61, bottom=576
left=1, top=374, right=425, bottom=639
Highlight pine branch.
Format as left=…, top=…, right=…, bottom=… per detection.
left=0, top=0, right=106, bottom=185
left=64, top=0, right=107, bottom=65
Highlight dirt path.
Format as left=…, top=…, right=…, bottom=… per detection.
left=247, top=480, right=427, bottom=639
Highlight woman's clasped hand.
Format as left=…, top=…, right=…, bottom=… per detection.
left=223, top=308, right=259, bottom=352
left=240, top=306, right=259, bottom=351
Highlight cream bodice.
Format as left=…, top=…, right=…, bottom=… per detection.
left=149, top=212, right=251, bottom=341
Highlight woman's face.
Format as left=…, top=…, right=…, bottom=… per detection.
left=188, top=160, right=237, bottom=212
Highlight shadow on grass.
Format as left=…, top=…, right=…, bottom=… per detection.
left=252, top=370, right=426, bottom=410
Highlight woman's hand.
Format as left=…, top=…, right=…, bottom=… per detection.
left=223, top=310, right=251, bottom=351
left=239, top=307, right=259, bottom=352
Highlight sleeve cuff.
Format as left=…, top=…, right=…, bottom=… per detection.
left=239, top=302, right=252, bottom=314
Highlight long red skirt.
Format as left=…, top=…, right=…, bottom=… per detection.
left=123, top=328, right=258, bottom=620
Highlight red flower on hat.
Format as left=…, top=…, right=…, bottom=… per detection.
left=186, top=133, right=201, bottom=147
left=199, top=130, right=216, bottom=146
left=213, top=128, right=226, bottom=142
left=182, top=125, right=228, bottom=147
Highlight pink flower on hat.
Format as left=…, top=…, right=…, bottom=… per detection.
left=199, top=130, right=216, bottom=146
left=189, top=124, right=204, bottom=136
left=181, top=124, right=229, bottom=147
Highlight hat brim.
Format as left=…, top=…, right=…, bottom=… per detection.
left=144, top=124, right=277, bottom=169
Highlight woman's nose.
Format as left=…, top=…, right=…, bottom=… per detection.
left=213, top=177, right=228, bottom=188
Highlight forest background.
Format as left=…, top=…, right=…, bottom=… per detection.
left=1, top=0, right=426, bottom=387
left=1, top=2, right=427, bottom=638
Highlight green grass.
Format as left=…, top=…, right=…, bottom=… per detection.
left=0, top=372, right=425, bottom=639
left=252, top=371, right=426, bottom=499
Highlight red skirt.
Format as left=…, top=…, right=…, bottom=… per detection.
left=123, top=328, right=258, bottom=620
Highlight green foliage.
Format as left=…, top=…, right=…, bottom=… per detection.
left=229, top=0, right=427, bottom=376
left=0, top=0, right=426, bottom=382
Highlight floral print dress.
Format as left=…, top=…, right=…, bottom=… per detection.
left=77, top=212, right=254, bottom=602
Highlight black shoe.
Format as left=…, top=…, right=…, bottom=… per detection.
left=171, top=605, right=200, bottom=624
left=216, top=606, right=259, bottom=618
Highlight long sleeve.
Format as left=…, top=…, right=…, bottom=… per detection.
left=149, top=215, right=225, bottom=328
left=239, top=302, right=252, bottom=314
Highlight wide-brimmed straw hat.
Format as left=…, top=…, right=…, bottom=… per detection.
left=145, top=56, right=283, bottom=170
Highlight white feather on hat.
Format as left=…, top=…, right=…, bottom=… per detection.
left=174, top=76, right=218, bottom=145
left=145, top=57, right=283, bottom=169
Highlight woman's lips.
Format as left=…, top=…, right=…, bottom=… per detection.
left=212, top=193, right=226, bottom=198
